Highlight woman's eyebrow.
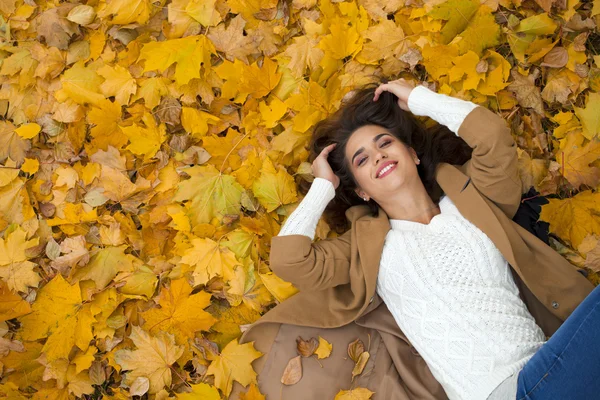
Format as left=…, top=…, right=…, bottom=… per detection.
left=351, top=133, right=392, bottom=164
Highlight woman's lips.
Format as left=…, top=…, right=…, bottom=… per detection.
left=377, top=162, right=397, bottom=178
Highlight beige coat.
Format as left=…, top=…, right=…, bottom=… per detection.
left=231, top=105, right=594, bottom=399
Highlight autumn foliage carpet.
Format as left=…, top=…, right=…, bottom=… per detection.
left=0, top=0, right=600, bottom=398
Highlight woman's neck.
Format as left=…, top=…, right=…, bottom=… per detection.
left=378, top=187, right=440, bottom=224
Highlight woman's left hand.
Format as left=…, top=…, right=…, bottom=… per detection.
left=373, top=78, right=417, bottom=112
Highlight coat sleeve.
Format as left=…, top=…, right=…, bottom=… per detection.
left=457, top=105, right=522, bottom=219
left=269, top=228, right=352, bottom=292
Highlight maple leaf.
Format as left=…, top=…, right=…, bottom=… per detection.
left=179, top=236, right=242, bottom=286
left=0, top=225, right=40, bottom=293
left=555, top=131, right=600, bottom=189
left=122, top=112, right=167, bottom=162
left=0, top=280, right=31, bottom=322
left=141, top=278, right=217, bottom=346
left=0, top=121, right=31, bottom=165
left=138, top=36, right=216, bottom=86
left=573, top=91, right=600, bottom=140
left=282, top=36, right=324, bottom=78
left=0, top=341, right=45, bottom=389
left=97, top=64, right=137, bottom=106
left=174, top=164, right=244, bottom=225
left=18, top=274, right=94, bottom=361
left=239, top=383, right=266, bottom=400
left=252, top=157, right=298, bottom=212
left=176, top=383, right=221, bottom=400
left=54, top=60, right=105, bottom=106
left=541, top=190, right=600, bottom=249
left=114, top=325, right=184, bottom=394
left=207, top=15, right=258, bottom=64
left=70, top=244, right=135, bottom=289
left=206, top=338, right=263, bottom=397
left=99, top=0, right=153, bottom=25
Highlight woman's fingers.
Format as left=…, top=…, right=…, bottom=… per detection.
left=319, top=143, right=337, bottom=157
left=373, top=78, right=414, bottom=101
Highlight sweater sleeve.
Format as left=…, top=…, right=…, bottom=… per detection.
left=407, top=85, right=479, bottom=135
left=277, top=177, right=336, bottom=239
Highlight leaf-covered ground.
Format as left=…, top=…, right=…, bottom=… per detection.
left=0, top=0, right=599, bottom=398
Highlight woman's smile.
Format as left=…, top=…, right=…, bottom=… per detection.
left=377, top=162, right=397, bottom=178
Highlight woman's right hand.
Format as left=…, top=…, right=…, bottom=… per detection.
left=311, top=143, right=340, bottom=189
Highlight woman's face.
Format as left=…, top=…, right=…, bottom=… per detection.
left=345, top=124, right=419, bottom=201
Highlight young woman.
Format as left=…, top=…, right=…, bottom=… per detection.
left=267, top=79, right=600, bottom=399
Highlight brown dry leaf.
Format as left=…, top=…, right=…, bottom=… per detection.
left=296, top=336, right=319, bottom=357
left=281, top=355, right=302, bottom=385
left=347, top=338, right=365, bottom=363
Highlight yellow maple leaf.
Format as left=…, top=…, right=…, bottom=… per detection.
left=0, top=225, right=40, bottom=293
left=240, top=57, right=282, bottom=99
left=555, top=131, right=600, bottom=188
left=281, top=35, right=324, bottom=78
left=141, top=278, right=216, bottom=346
left=206, top=338, right=263, bottom=397
left=258, top=271, right=299, bottom=302
left=356, top=19, right=407, bottom=64
left=207, top=15, right=258, bottom=64
left=138, top=36, right=215, bottom=86
left=114, top=326, right=184, bottom=394
left=185, top=0, right=222, bottom=27
left=54, top=60, right=104, bottom=106
left=181, top=107, right=221, bottom=139
left=135, top=77, right=170, bottom=110
left=179, top=236, right=241, bottom=285
left=0, top=279, right=31, bottom=321
left=122, top=112, right=167, bottom=162
left=176, top=383, right=220, bottom=400
left=540, top=190, right=600, bottom=248
left=99, top=0, right=153, bottom=25
left=174, top=164, right=244, bottom=225
left=252, top=157, right=297, bottom=212
left=573, top=91, right=600, bottom=140
left=70, top=245, right=135, bottom=290
left=97, top=64, right=137, bottom=105
left=18, top=275, right=94, bottom=361
left=318, top=18, right=363, bottom=60
left=239, top=383, right=266, bottom=400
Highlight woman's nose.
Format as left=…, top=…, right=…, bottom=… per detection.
left=374, top=151, right=387, bottom=164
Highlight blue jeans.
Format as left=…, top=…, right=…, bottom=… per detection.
left=516, top=283, right=600, bottom=399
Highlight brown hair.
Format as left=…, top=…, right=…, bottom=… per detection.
left=298, top=80, right=473, bottom=233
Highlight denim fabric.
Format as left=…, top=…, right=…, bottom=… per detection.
left=515, top=283, right=600, bottom=399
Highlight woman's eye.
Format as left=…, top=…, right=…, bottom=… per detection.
left=357, top=140, right=391, bottom=166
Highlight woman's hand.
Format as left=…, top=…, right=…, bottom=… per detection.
left=373, top=78, right=417, bottom=112
left=311, top=143, right=340, bottom=189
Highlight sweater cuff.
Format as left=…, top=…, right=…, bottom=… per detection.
left=303, top=177, right=336, bottom=208
left=277, top=177, right=335, bottom=238
left=407, top=85, right=479, bottom=135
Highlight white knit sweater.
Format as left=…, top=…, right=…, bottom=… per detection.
left=276, top=86, right=548, bottom=399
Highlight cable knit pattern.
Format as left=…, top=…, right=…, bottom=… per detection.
left=275, top=86, right=545, bottom=399
left=381, top=196, right=546, bottom=399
